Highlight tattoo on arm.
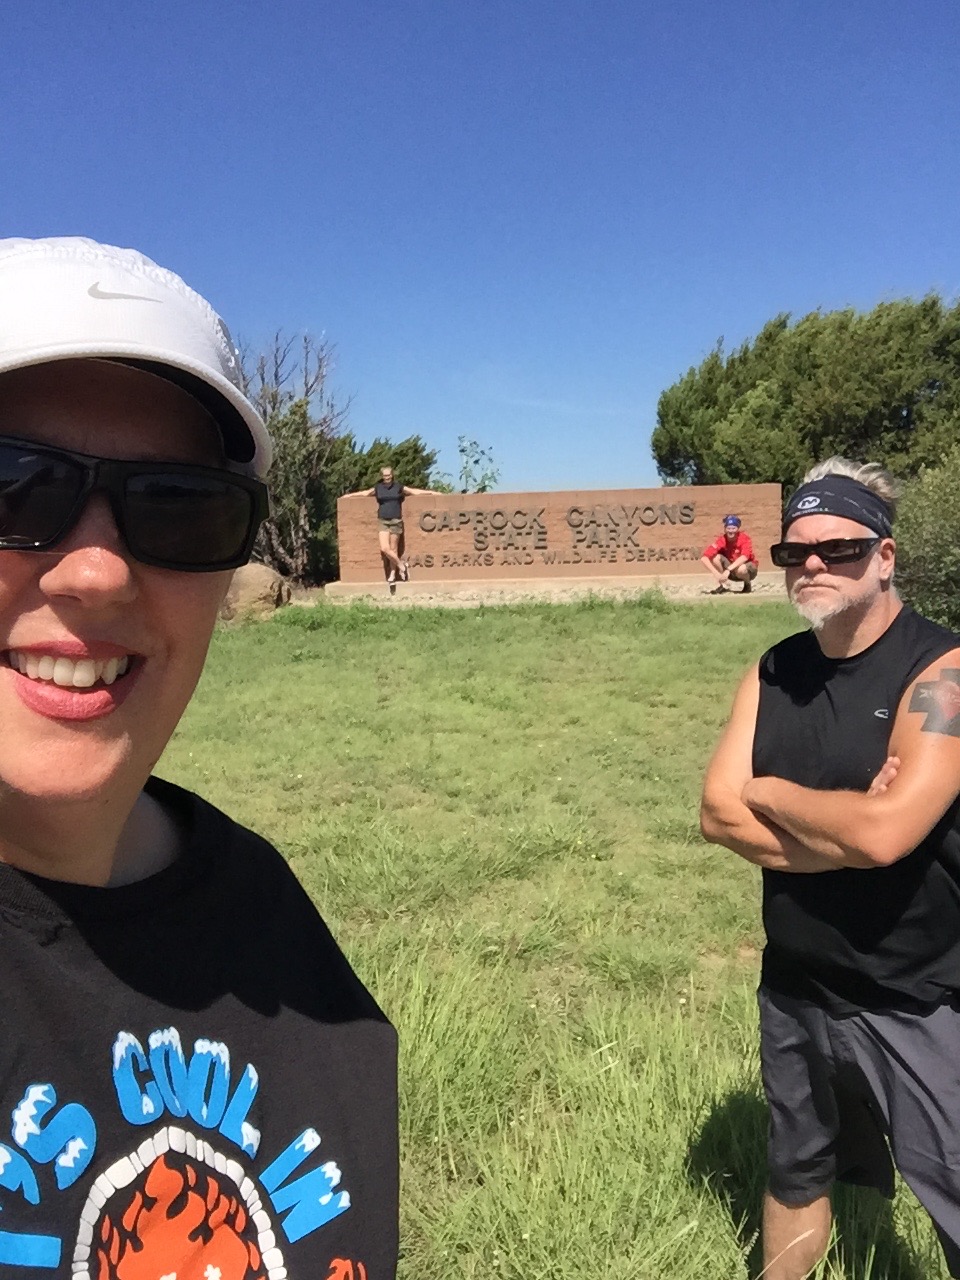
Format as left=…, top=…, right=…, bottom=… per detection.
left=909, top=669, right=960, bottom=735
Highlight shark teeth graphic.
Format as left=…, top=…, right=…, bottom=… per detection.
left=71, top=1125, right=286, bottom=1280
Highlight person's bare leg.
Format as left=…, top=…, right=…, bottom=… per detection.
left=761, top=1191, right=832, bottom=1280
left=390, top=531, right=407, bottom=579
left=378, top=529, right=404, bottom=576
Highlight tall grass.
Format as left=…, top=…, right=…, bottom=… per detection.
left=163, top=597, right=947, bottom=1278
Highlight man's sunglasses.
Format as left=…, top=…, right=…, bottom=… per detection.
left=0, top=437, right=269, bottom=572
left=769, top=537, right=880, bottom=569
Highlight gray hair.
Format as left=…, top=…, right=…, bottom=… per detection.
left=802, top=456, right=902, bottom=521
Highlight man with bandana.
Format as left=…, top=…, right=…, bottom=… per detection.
left=700, top=457, right=960, bottom=1280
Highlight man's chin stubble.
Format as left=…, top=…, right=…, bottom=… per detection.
left=791, top=590, right=852, bottom=631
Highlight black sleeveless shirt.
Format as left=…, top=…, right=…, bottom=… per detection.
left=374, top=481, right=404, bottom=521
left=754, top=607, right=960, bottom=1013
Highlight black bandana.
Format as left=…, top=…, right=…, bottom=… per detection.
left=783, top=475, right=894, bottom=539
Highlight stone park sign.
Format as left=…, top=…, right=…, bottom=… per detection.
left=336, top=483, right=782, bottom=583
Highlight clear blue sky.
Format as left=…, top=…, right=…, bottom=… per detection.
left=4, top=1, right=958, bottom=490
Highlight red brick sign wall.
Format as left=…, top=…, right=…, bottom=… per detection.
left=336, top=483, right=782, bottom=582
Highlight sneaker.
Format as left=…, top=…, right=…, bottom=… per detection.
left=741, top=581, right=752, bottom=593
left=710, top=584, right=728, bottom=594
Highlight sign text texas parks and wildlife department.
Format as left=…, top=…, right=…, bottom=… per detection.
left=336, top=484, right=781, bottom=583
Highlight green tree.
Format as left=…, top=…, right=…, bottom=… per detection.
left=241, top=333, right=438, bottom=583
left=432, top=436, right=500, bottom=493
left=348, top=435, right=439, bottom=490
left=240, top=334, right=348, bottom=583
left=895, top=449, right=960, bottom=629
left=256, top=398, right=340, bottom=582
left=652, top=297, right=960, bottom=487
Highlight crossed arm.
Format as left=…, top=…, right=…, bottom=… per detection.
left=700, top=648, right=960, bottom=873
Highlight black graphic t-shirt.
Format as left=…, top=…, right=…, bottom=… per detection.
left=0, top=776, right=397, bottom=1279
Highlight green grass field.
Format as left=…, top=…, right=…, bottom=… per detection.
left=161, top=596, right=948, bottom=1279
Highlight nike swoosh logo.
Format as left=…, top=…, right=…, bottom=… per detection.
left=874, top=709, right=889, bottom=718
left=88, top=282, right=162, bottom=303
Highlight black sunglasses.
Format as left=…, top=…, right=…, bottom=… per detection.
left=0, top=436, right=269, bottom=572
left=769, top=537, right=881, bottom=569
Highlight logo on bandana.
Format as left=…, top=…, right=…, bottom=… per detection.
left=796, top=495, right=820, bottom=512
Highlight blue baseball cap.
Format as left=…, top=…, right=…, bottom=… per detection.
left=723, top=514, right=741, bottom=528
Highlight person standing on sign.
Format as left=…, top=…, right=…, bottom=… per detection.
left=701, top=456, right=960, bottom=1280
left=0, top=236, right=398, bottom=1277
left=348, top=465, right=440, bottom=583
left=701, top=514, right=759, bottom=593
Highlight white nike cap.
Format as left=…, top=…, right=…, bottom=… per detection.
left=0, top=236, right=272, bottom=477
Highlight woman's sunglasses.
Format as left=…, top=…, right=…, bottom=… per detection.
left=0, top=436, right=269, bottom=572
left=769, top=537, right=880, bottom=569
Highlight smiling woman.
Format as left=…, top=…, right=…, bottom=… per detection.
left=0, top=238, right=398, bottom=1279
left=0, top=362, right=235, bottom=765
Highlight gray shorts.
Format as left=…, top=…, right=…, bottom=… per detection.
left=759, top=984, right=960, bottom=1275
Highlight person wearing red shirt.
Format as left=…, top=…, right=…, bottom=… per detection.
left=701, top=514, right=759, bottom=593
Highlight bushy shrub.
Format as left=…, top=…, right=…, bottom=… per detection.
left=896, top=447, right=960, bottom=628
